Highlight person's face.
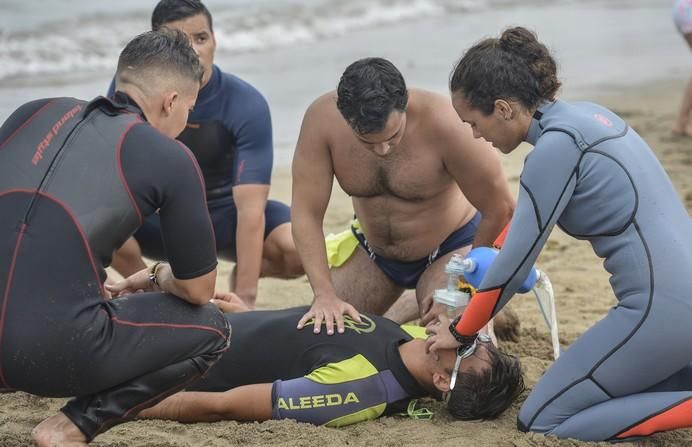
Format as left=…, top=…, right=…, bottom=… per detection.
left=451, top=90, right=524, bottom=154
left=354, top=111, right=406, bottom=157
left=164, top=13, right=216, bottom=87
left=158, top=85, right=199, bottom=138
left=432, top=338, right=493, bottom=393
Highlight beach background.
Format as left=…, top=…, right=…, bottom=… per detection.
left=1, top=0, right=691, bottom=445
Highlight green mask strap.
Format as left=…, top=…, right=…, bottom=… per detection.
left=397, top=399, right=434, bottom=420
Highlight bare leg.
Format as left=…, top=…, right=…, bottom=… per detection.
left=332, top=248, right=404, bottom=315
left=32, top=413, right=88, bottom=447
left=673, top=77, right=692, bottom=136
left=673, top=33, right=692, bottom=136
left=383, top=290, right=419, bottom=323
left=110, top=237, right=147, bottom=278
left=260, top=223, right=304, bottom=279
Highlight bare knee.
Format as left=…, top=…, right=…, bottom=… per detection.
left=279, top=248, right=304, bottom=278
left=262, top=247, right=304, bottom=279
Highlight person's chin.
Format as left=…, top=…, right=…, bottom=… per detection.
left=490, top=142, right=504, bottom=152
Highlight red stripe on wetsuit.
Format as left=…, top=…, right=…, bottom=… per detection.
left=616, top=399, right=692, bottom=439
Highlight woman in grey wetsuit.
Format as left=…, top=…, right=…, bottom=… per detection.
left=426, top=26, right=692, bottom=441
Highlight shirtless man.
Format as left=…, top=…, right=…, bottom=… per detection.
left=292, top=57, right=515, bottom=335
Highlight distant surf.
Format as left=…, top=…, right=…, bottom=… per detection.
left=0, top=0, right=579, bottom=82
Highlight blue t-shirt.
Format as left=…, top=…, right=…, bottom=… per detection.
left=108, top=64, right=273, bottom=205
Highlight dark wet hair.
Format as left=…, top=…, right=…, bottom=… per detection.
left=116, top=29, right=203, bottom=88
left=449, top=26, right=560, bottom=115
left=152, top=0, right=213, bottom=33
left=446, top=345, right=525, bottom=420
left=336, top=57, right=408, bottom=135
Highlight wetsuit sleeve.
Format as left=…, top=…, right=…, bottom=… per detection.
left=120, top=125, right=217, bottom=279
left=271, top=354, right=402, bottom=427
left=231, top=90, right=273, bottom=186
left=456, top=131, right=581, bottom=336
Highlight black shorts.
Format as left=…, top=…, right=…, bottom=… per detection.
left=135, top=199, right=291, bottom=261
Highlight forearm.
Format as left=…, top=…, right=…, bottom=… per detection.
left=140, top=386, right=272, bottom=423
left=156, top=263, right=215, bottom=305
left=140, top=392, right=228, bottom=423
left=234, top=213, right=265, bottom=305
left=292, top=214, right=335, bottom=297
left=471, top=200, right=514, bottom=248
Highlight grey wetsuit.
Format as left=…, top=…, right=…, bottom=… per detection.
left=455, top=99, right=692, bottom=441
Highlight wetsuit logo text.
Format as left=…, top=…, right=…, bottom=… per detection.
left=32, top=104, right=82, bottom=166
left=277, top=392, right=360, bottom=410
left=303, top=315, right=376, bottom=334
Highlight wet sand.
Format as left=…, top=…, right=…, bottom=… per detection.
left=0, top=76, right=690, bottom=446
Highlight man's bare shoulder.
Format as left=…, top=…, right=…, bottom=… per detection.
left=301, top=91, right=350, bottom=141
left=408, top=87, right=450, bottom=104
left=305, top=91, right=338, bottom=120
left=407, top=88, right=471, bottom=142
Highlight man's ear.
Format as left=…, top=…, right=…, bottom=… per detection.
left=493, top=99, right=513, bottom=121
left=162, top=91, right=179, bottom=116
left=432, top=372, right=451, bottom=393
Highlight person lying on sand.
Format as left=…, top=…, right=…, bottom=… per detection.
left=140, top=299, right=524, bottom=427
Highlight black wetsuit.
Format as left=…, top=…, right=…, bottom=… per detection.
left=0, top=93, right=230, bottom=440
left=189, top=307, right=427, bottom=427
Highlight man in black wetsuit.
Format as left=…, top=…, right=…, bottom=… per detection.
left=0, top=30, right=230, bottom=445
left=111, top=0, right=304, bottom=308
left=139, top=306, right=525, bottom=427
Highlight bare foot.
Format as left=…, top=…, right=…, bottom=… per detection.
left=32, top=412, right=88, bottom=447
left=672, top=122, right=692, bottom=137
left=493, top=306, right=520, bottom=342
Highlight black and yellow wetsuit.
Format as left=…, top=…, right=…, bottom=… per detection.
left=189, top=307, right=427, bottom=427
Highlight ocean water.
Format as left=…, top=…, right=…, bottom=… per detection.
left=0, top=0, right=689, bottom=165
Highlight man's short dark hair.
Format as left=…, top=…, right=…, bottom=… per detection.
left=336, top=57, right=408, bottom=135
left=447, top=346, right=525, bottom=420
left=116, top=29, right=203, bottom=91
left=152, top=0, right=213, bottom=33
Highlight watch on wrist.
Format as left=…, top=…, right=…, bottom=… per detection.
left=148, top=261, right=164, bottom=288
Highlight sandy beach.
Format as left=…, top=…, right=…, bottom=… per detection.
left=0, top=75, right=689, bottom=446
left=1, top=0, right=691, bottom=445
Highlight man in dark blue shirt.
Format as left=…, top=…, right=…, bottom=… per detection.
left=111, top=0, right=303, bottom=308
